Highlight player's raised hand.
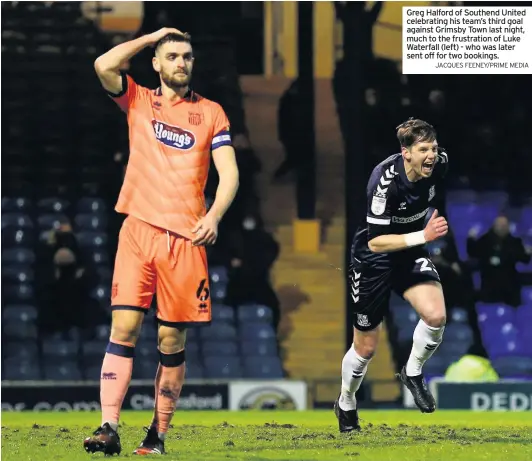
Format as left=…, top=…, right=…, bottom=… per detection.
left=191, top=213, right=219, bottom=246
left=423, top=209, right=448, bottom=242
left=147, top=28, right=186, bottom=46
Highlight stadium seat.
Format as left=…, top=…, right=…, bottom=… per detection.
left=141, top=322, right=158, bottom=340
left=43, top=361, right=83, bottom=381
left=1, top=197, right=32, bottom=212
left=3, top=359, right=42, bottom=380
left=202, top=340, right=238, bottom=357
left=446, top=189, right=478, bottom=204
left=82, top=340, right=106, bottom=366
left=95, top=265, right=112, bottom=282
left=210, top=281, right=227, bottom=302
left=481, top=322, right=519, bottom=347
left=3, top=340, right=39, bottom=361
left=390, top=305, right=418, bottom=328
left=477, top=191, right=509, bottom=208
left=135, top=341, right=159, bottom=362
left=37, top=213, right=70, bottom=230
left=2, top=265, right=34, bottom=284
left=204, top=356, right=243, bottom=379
left=209, top=265, right=229, bottom=284
left=90, top=285, right=111, bottom=304
left=132, top=360, right=158, bottom=380
left=240, top=323, right=277, bottom=341
left=1, top=213, right=33, bottom=229
left=37, top=197, right=69, bottom=213
left=84, top=365, right=102, bottom=381
left=243, top=356, right=284, bottom=378
left=2, top=304, right=38, bottom=323
left=77, top=197, right=107, bottom=213
left=487, top=338, right=527, bottom=360
left=438, top=339, right=470, bottom=357
left=42, top=339, right=79, bottom=359
left=396, top=327, right=414, bottom=344
left=491, top=356, right=532, bottom=378
left=74, top=213, right=108, bottom=231
left=211, top=304, right=235, bottom=323
left=2, top=248, right=35, bottom=265
left=2, top=228, right=35, bottom=248
left=186, top=363, right=205, bottom=379
left=444, top=323, right=474, bottom=345
left=516, top=305, right=532, bottom=327
left=472, top=271, right=481, bottom=290
left=200, top=322, right=237, bottom=341
left=77, top=231, right=108, bottom=250
left=94, top=324, right=111, bottom=341
left=476, top=303, right=515, bottom=329
left=3, top=284, right=35, bottom=304
left=419, top=354, right=449, bottom=377
left=237, top=304, right=274, bottom=324
left=450, top=307, right=468, bottom=324
left=241, top=339, right=279, bottom=357
left=521, top=286, right=532, bottom=305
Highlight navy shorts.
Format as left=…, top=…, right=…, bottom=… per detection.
left=348, top=250, right=441, bottom=331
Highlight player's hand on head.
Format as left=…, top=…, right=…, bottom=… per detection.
left=423, top=209, right=448, bottom=242
left=148, top=28, right=186, bottom=46
left=191, top=213, right=219, bottom=246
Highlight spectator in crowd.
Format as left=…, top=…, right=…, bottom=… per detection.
left=467, top=216, right=531, bottom=306
left=224, top=214, right=281, bottom=329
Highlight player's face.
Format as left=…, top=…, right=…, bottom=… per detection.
left=403, top=140, right=438, bottom=180
left=153, top=41, right=194, bottom=88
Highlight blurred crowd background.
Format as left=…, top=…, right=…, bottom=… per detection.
left=2, top=1, right=532, bottom=401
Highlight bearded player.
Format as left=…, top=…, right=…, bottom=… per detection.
left=335, top=119, right=449, bottom=432
left=84, top=28, right=239, bottom=455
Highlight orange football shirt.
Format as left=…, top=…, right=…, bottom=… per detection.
left=110, top=73, right=232, bottom=240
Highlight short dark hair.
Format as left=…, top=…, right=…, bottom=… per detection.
left=396, top=118, right=437, bottom=148
left=155, top=32, right=192, bottom=53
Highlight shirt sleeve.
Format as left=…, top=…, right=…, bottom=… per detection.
left=211, top=103, right=232, bottom=150
left=366, top=167, right=397, bottom=240
left=107, top=72, right=139, bottom=113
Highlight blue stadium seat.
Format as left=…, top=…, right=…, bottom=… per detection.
left=94, top=324, right=111, bottom=341
left=481, top=322, right=518, bottom=347
left=438, top=339, right=470, bottom=357
left=186, top=327, right=198, bottom=340
left=237, top=304, right=273, bottom=324
left=476, top=303, right=515, bottom=330
left=390, top=291, right=408, bottom=307
left=42, top=339, right=78, bottom=359
left=477, top=191, right=509, bottom=208
left=43, top=361, right=83, bottom=381
left=77, top=197, right=107, bottom=213
left=521, top=286, right=532, bottom=306
left=200, top=322, right=238, bottom=341
left=1, top=228, right=35, bottom=247
left=1, top=213, right=33, bottom=229
left=422, top=354, right=450, bottom=377
left=2, top=304, right=38, bottom=323
left=204, top=357, right=243, bottom=379
left=243, top=356, right=284, bottom=378
left=90, top=284, right=111, bottom=304
left=2, top=197, right=32, bottom=212
left=77, top=231, right=108, bottom=250
left=3, top=340, right=39, bottom=361
left=240, top=323, right=277, bottom=341
left=390, top=305, right=418, bottom=328
left=3, top=284, right=35, bottom=304
left=2, top=265, right=34, bottom=284
left=82, top=340, right=107, bottom=365
left=135, top=341, right=159, bottom=362
left=84, top=365, right=102, bottom=381
left=37, top=213, right=69, bottom=230
left=210, top=281, right=227, bottom=302
left=444, top=323, right=474, bottom=345
left=450, top=307, right=469, bottom=324
left=186, top=363, right=205, bottom=379
left=446, top=189, right=478, bottom=204
left=3, top=359, right=42, bottom=380
left=209, top=265, right=229, bottom=284
left=211, top=304, right=235, bottom=323
left=95, top=266, right=112, bottom=283
left=132, top=360, right=157, bottom=380
left=472, top=271, right=481, bottom=290
left=492, top=357, right=532, bottom=378
left=142, top=322, right=158, bottom=340
left=3, top=318, right=38, bottom=340
left=516, top=305, right=532, bottom=327
left=241, top=339, right=278, bottom=357
left=75, top=213, right=108, bottom=231
left=396, top=327, right=414, bottom=344
left=37, top=197, right=69, bottom=213
left=2, top=248, right=35, bottom=265
left=487, top=338, right=527, bottom=360
left=202, top=340, right=238, bottom=357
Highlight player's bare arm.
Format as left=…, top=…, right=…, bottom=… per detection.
left=192, top=145, right=239, bottom=246
left=94, top=28, right=184, bottom=94
left=368, top=209, right=448, bottom=253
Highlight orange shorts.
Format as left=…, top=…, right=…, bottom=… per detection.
left=111, top=215, right=211, bottom=327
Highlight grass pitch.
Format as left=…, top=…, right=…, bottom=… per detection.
left=2, top=410, right=532, bottom=461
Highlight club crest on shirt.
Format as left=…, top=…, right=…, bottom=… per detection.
left=371, top=194, right=387, bottom=215
left=429, top=185, right=436, bottom=201
left=188, top=112, right=202, bottom=126
left=152, top=120, right=196, bottom=150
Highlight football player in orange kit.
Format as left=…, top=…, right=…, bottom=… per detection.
left=84, top=28, right=239, bottom=456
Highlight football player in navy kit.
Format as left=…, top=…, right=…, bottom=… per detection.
left=335, top=119, right=449, bottom=432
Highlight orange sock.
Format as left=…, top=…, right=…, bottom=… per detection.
left=100, top=341, right=135, bottom=428
left=150, top=350, right=186, bottom=436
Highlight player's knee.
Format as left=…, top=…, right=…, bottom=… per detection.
left=354, top=343, right=377, bottom=359
left=158, top=326, right=186, bottom=355
left=424, top=311, right=446, bottom=328
left=110, top=310, right=144, bottom=345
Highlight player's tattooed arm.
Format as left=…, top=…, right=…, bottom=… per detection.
left=368, top=209, right=448, bottom=253
left=94, top=28, right=184, bottom=94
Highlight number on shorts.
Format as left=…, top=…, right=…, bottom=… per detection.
left=415, top=257, right=436, bottom=273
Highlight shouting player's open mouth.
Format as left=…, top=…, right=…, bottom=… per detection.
left=422, top=160, right=435, bottom=174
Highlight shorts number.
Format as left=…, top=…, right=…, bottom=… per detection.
left=415, top=257, right=436, bottom=273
